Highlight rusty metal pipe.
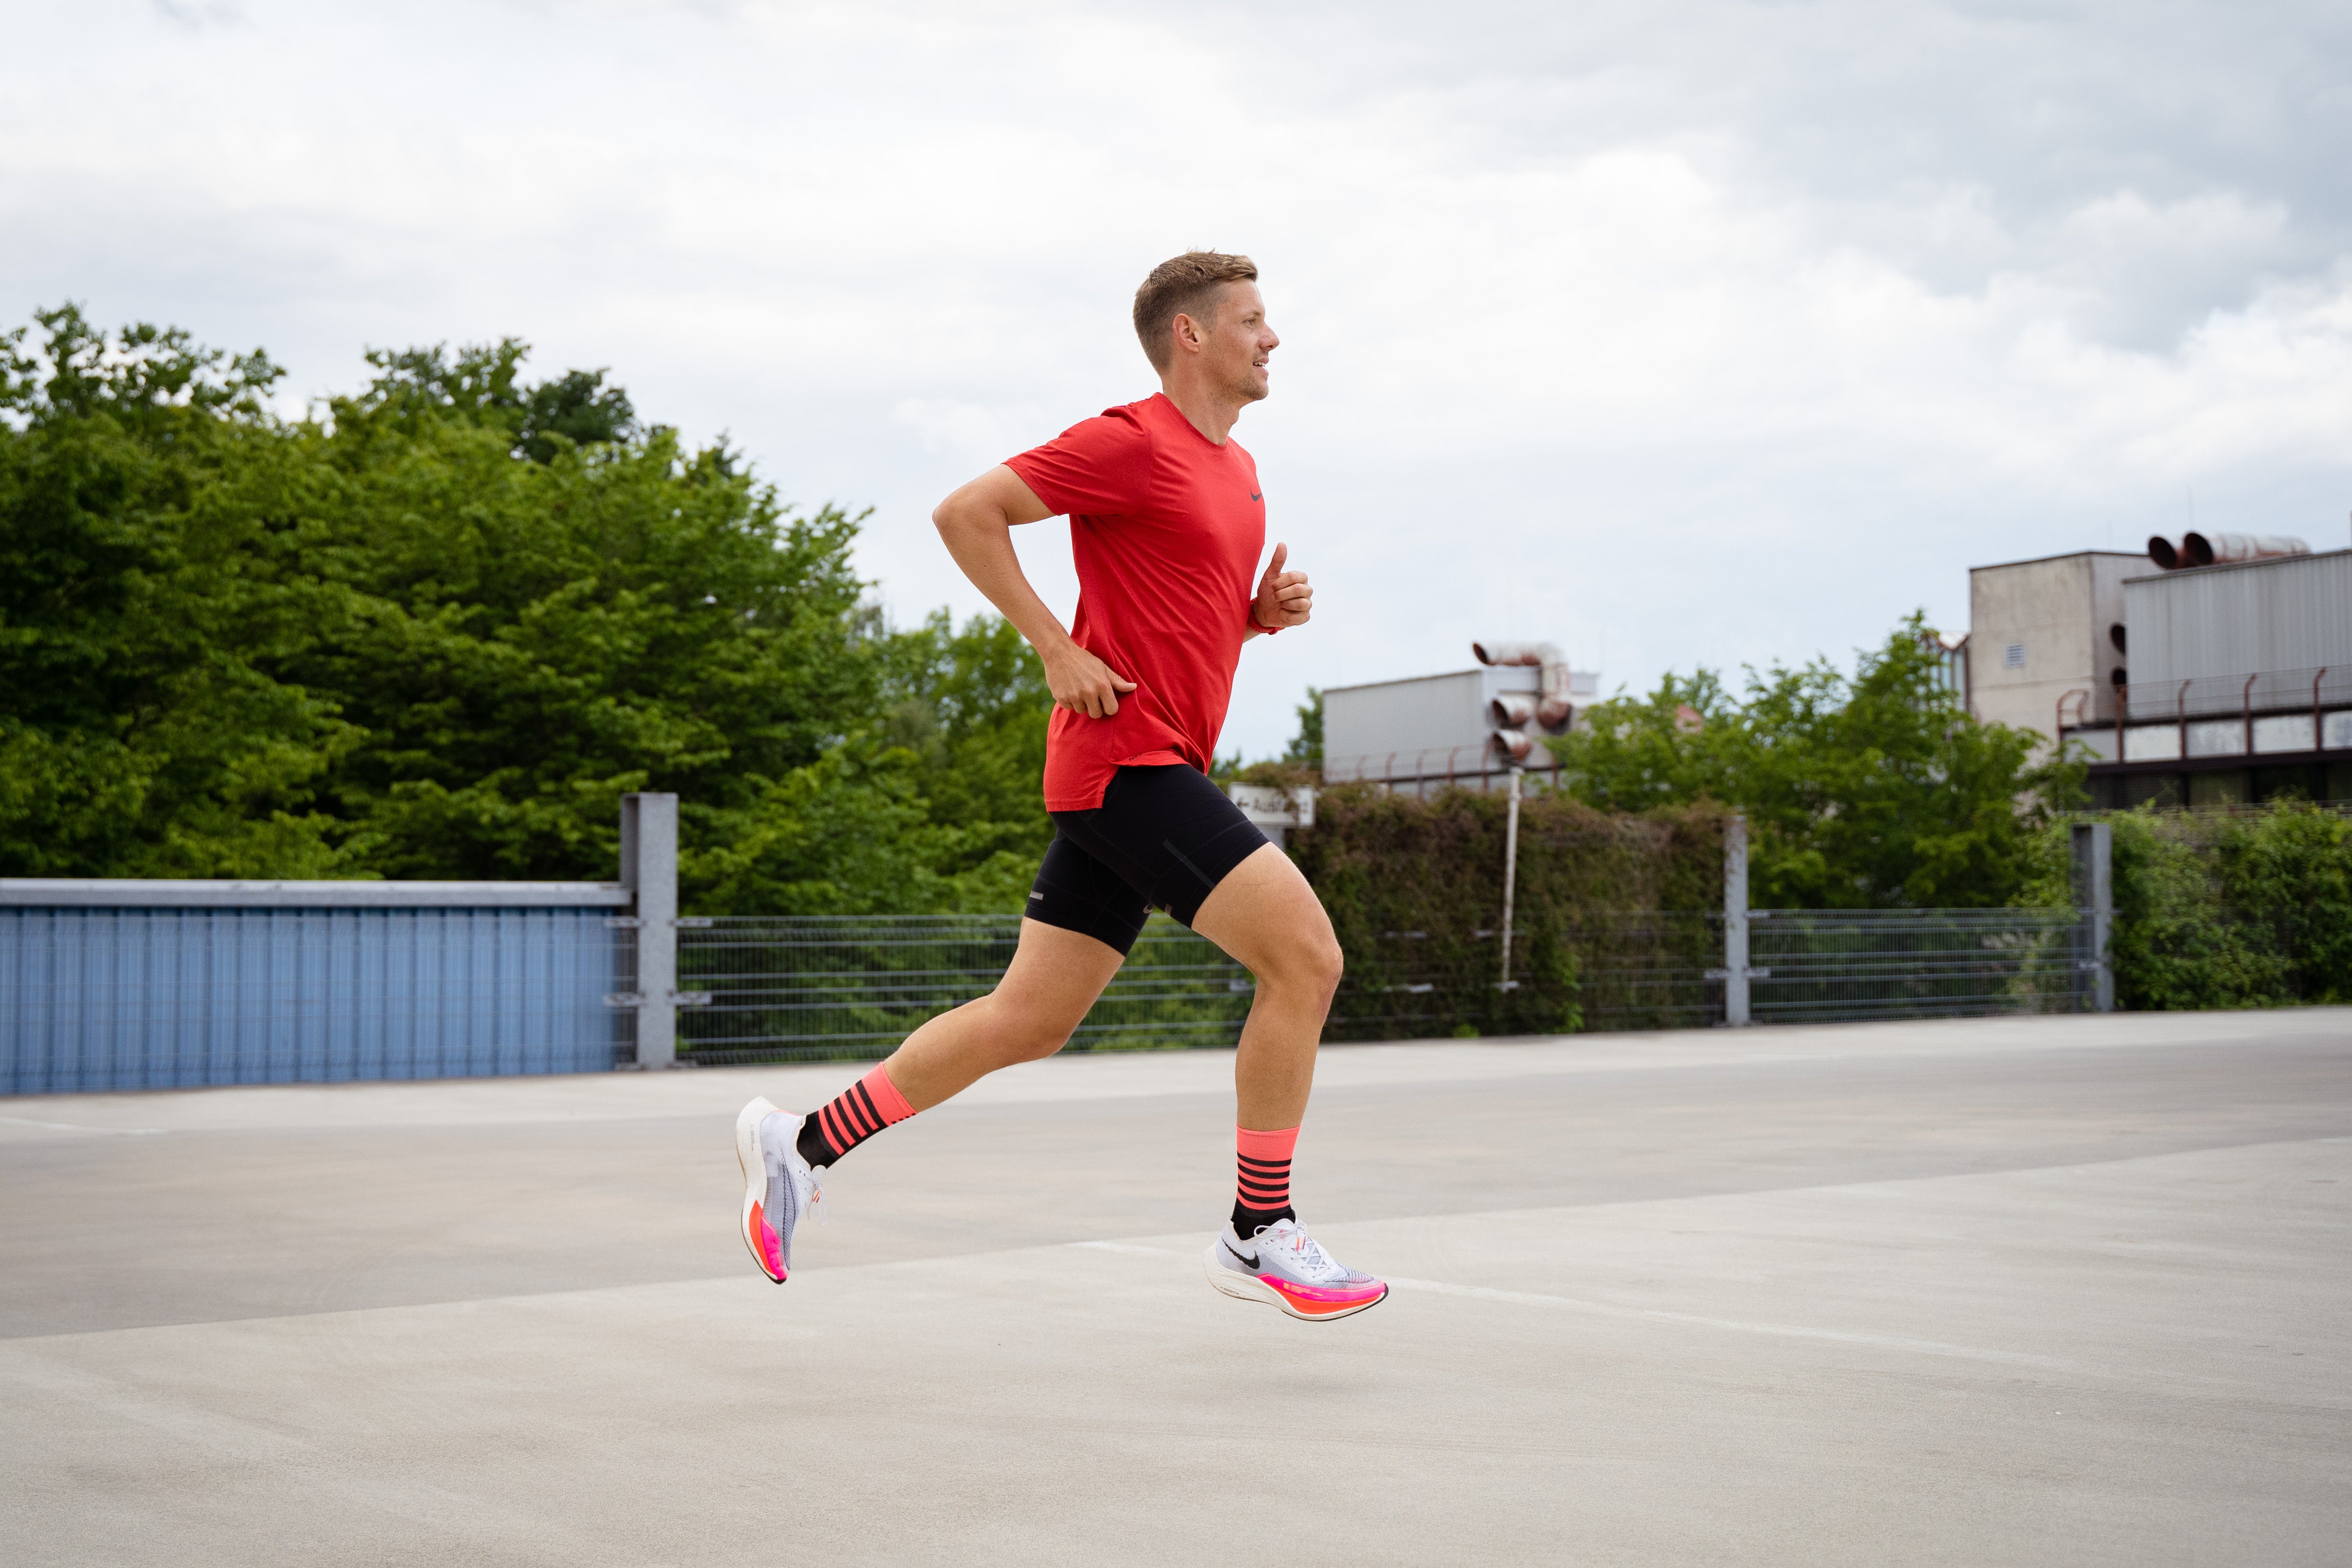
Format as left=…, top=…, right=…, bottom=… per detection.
left=1473, top=639, right=1574, bottom=731
left=2183, top=531, right=2309, bottom=567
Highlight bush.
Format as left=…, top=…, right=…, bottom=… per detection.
left=2027, top=804, right=2352, bottom=1008
left=1288, top=784, right=1729, bottom=1037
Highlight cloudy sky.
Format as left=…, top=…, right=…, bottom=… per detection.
left=6, top=0, right=2349, bottom=759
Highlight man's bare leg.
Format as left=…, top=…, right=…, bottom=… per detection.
left=736, top=917, right=1122, bottom=1284
left=1190, top=842, right=1385, bottom=1319
left=1189, top=842, right=1344, bottom=1129
left=879, top=918, right=1126, bottom=1110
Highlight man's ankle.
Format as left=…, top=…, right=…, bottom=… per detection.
left=1231, top=1202, right=1295, bottom=1237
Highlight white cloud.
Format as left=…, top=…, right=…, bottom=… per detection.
left=3, top=0, right=2348, bottom=756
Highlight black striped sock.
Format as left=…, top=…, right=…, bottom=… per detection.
left=1232, top=1129, right=1298, bottom=1235
left=793, top=1065, right=916, bottom=1169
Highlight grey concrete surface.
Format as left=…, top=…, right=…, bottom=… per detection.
left=2, top=1010, right=2348, bottom=1566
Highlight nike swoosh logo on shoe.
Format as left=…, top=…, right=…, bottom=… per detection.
left=1223, top=1239, right=1260, bottom=1269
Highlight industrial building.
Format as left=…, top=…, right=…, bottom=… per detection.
left=1323, top=645, right=1599, bottom=794
left=1964, top=533, right=2352, bottom=807
left=1320, top=527, right=2349, bottom=810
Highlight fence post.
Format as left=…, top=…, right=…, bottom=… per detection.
left=1723, top=813, right=1750, bottom=1026
left=1498, top=766, right=1523, bottom=991
left=2069, top=821, right=2114, bottom=1013
left=621, top=793, right=679, bottom=1068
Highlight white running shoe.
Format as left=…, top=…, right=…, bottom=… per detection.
left=1204, top=1218, right=1388, bottom=1322
left=735, top=1096, right=819, bottom=1284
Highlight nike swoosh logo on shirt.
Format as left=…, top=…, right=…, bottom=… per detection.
left=1223, top=1239, right=1260, bottom=1269
left=1249, top=492, right=1262, bottom=501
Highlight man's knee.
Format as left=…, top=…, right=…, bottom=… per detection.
left=1263, top=929, right=1344, bottom=1000
left=998, top=1025, right=1072, bottom=1066
left=1308, top=933, right=1345, bottom=998
left=978, top=993, right=1076, bottom=1065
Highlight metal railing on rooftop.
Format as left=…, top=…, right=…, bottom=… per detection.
left=2115, top=665, right=2352, bottom=728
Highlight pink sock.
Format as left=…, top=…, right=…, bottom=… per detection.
left=806, top=1065, right=916, bottom=1165
left=1234, top=1124, right=1300, bottom=1229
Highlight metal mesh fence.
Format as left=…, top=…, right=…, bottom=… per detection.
left=674, top=915, right=1252, bottom=1065
left=659, top=905, right=2096, bottom=1067
left=1318, top=912, right=1724, bottom=1041
left=1, top=902, right=2081, bottom=1087
left=1747, top=908, right=2089, bottom=1024
left=674, top=910, right=1732, bottom=1063
left=1575, top=911, right=1726, bottom=1031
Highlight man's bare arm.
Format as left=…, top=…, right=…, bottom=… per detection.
left=932, top=465, right=1138, bottom=719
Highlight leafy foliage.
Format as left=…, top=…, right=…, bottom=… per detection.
left=1283, top=687, right=1323, bottom=767
left=2024, top=805, right=2352, bottom=1007
left=1290, top=786, right=1729, bottom=1036
left=0, top=304, right=348, bottom=875
left=1550, top=613, right=2079, bottom=908
left=0, top=306, right=1052, bottom=907
left=687, top=612, right=1055, bottom=915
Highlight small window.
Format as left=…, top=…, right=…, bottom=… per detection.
left=2004, top=643, right=2025, bottom=669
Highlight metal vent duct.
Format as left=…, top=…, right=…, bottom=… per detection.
left=1471, top=640, right=1574, bottom=732
left=2181, top=532, right=2309, bottom=568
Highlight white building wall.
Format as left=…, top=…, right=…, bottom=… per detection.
left=1966, top=551, right=2141, bottom=743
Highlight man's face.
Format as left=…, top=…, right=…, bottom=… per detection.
left=1184, top=281, right=1278, bottom=403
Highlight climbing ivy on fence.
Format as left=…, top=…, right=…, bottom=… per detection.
left=1285, top=784, right=1730, bottom=1038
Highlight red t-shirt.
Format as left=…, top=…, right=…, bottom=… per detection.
left=1005, top=393, right=1266, bottom=811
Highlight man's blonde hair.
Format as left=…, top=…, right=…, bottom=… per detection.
left=1132, top=251, right=1258, bottom=374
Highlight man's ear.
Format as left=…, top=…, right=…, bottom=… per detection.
left=1171, top=311, right=1205, bottom=357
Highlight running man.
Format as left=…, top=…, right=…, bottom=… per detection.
left=735, top=251, right=1385, bottom=1322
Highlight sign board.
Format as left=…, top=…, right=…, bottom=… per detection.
left=1224, top=782, right=1316, bottom=829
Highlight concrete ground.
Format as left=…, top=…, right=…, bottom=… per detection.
left=2, top=1011, right=2348, bottom=1567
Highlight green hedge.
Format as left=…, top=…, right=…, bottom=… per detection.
left=2030, top=804, right=2352, bottom=1008
left=1286, top=784, right=1729, bottom=1038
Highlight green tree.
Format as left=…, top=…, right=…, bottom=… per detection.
left=0, top=306, right=1060, bottom=910
left=684, top=607, right=1056, bottom=918
left=287, top=363, right=875, bottom=879
left=874, top=607, right=1053, bottom=857
left=0, top=312, right=829, bottom=880
left=1553, top=613, right=2078, bottom=907
left=0, top=305, right=355, bottom=875
left=1284, top=687, right=1323, bottom=768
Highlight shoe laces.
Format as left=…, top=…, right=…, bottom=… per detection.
left=1273, top=1223, right=1341, bottom=1280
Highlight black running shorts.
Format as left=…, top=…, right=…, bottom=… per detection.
left=1026, top=764, right=1271, bottom=954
